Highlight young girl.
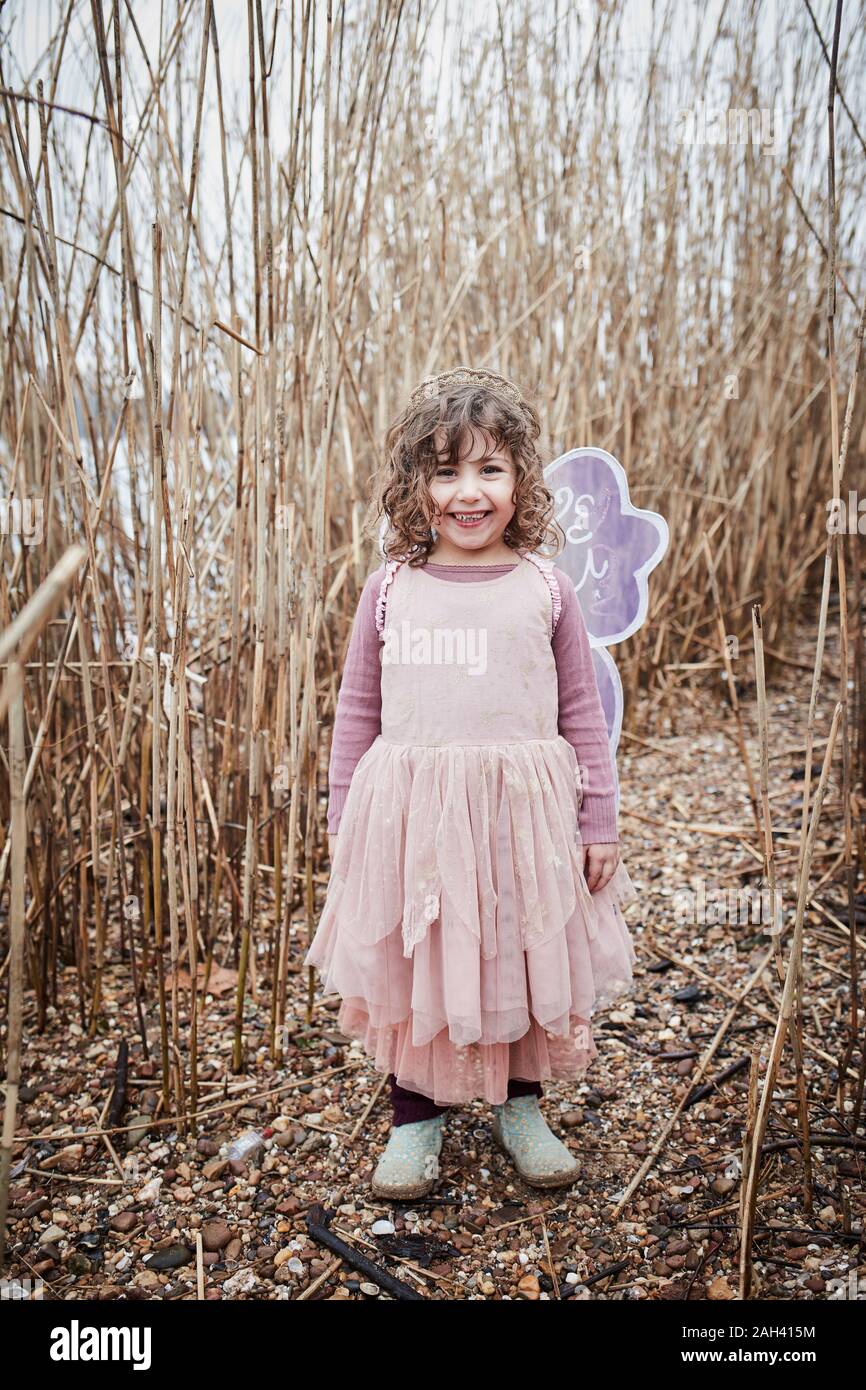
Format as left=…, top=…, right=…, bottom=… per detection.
left=305, top=366, right=637, bottom=1200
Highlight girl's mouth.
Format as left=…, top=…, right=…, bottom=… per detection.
left=448, top=511, right=491, bottom=528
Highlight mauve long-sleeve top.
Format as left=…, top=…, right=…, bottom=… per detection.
left=326, top=559, right=620, bottom=844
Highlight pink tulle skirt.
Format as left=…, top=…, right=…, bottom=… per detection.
left=306, top=735, right=638, bottom=1105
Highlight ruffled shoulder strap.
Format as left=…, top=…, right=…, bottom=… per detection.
left=375, top=549, right=563, bottom=639
left=517, top=549, right=563, bottom=638
left=374, top=555, right=408, bottom=639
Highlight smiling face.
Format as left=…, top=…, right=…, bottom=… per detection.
left=427, top=425, right=518, bottom=562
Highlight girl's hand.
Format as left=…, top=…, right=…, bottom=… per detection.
left=583, top=841, right=620, bottom=894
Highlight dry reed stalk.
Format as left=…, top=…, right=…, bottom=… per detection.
left=149, top=218, right=170, bottom=1111
left=233, top=350, right=268, bottom=1072
left=739, top=701, right=845, bottom=1299
left=0, top=662, right=26, bottom=1268
left=750, top=605, right=784, bottom=983
left=738, top=1048, right=760, bottom=1256
left=702, top=531, right=761, bottom=835
left=753, top=602, right=814, bottom=1213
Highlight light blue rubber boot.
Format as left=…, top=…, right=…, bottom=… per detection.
left=371, top=1115, right=445, bottom=1200
left=491, top=1094, right=579, bottom=1189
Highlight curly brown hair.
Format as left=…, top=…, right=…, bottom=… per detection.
left=363, top=378, right=566, bottom=566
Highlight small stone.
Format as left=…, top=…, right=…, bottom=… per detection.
left=711, top=1177, right=736, bottom=1195
left=226, top=1131, right=264, bottom=1165
left=371, top=1220, right=395, bottom=1236
left=124, top=1115, right=153, bottom=1152
left=137, top=1177, right=162, bottom=1204
left=517, top=1274, right=540, bottom=1300
left=39, top=1225, right=66, bottom=1245
left=110, top=1212, right=139, bottom=1234
left=41, top=1144, right=84, bottom=1173
left=144, top=1243, right=193, bottom=1271
left=202, top=1220, right=232, bottom=1252
left=360, top=1282, right=380, bottom=1296
left=665, top=1240, right=691, bottom=1256
left=23, top=1197, right=51, bottom=1218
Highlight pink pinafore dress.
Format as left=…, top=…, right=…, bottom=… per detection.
left=305, top=550, right=638, bottom=1105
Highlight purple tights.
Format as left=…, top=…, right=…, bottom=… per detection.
left=389, top=1072, right=542, bottom=1127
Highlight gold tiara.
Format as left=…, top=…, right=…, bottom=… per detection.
left=408, top=366, right=528, bottom=412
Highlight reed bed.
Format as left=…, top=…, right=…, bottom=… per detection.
left=0, top=0, right=864, bottom=1294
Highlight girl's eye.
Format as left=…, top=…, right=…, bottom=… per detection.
left=435, top=465, right=502, bottom=476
